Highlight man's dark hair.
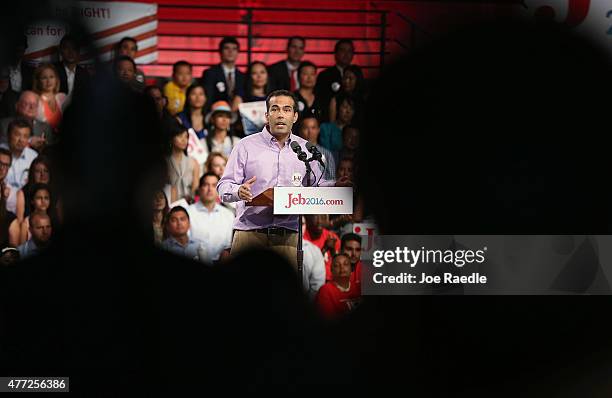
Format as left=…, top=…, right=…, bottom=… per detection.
left=287, top=36, right=306, bottom=49
left=144, top=85, right=161, bottom=96
left=219, top=36, right=239, bottom=53
left=7, top=117, right=32, bottom=136
left=331, top=252, right=350, bottom=265
left=172, top=60, right=192, bottom=75
left=342, top=124, right=358, bottom=137
left=334, top=39, right=354, bottom=53
left=297, top=61, right=316, bottom=79
left=0, top=147, right=12, bottom=160
left=167, top=205, right=189, bottom=220
left=341, top=233, right=361, bottom=250
left=113, top=55, right=136, bottom=72
left=265, top=90, right=298, bottom=113
left=199, top=171, right=219, bottom=187
left=59, top=33, right=80, bottom=49
left=118, top=36, right=138, bottom=50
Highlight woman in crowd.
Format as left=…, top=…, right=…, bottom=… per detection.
left=204, top=101, right=241, bottom=158
left=166, top=119, right=200, bottom=203
left=294, top=61, right=322, bottom=121
left=18, top=183, right=53, bottom=244
left=328, top=65, right=364, bottom=124
left=33, top=63, right=67, bottom=133
left=152, top=190, right=170, bottom=244
left=204, top=152, right=228, bottom=178
left=176, top=83, right=208, bottom=139
left=1, top=184, right=20, bottom=249
left=319, top=96, right=356, bottom=159
left=15, top=156, right=52, bottom=222
left=244, top=61, right=269, bottom=103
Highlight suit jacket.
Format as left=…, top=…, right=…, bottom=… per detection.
left=200, top=64, right=245, bottom=107
left=9, top=61, right=34, bottom=92
left=314, top=64, right=363, bottom=122
left=267, top=60, right=291, bottom=92
left=54, top=62, right=91, bottom=96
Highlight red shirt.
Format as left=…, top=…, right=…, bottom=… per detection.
left=350, top=261, right=362, bottom=292
left=315, top=280, right=361, bottom=319
left=303, top=228, right=340, bottom=281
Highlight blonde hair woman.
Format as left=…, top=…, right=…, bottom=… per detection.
left=32, top=63, right=68, bottom=132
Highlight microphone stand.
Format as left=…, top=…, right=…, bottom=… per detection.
left=297, top=157, right=313, bottom=290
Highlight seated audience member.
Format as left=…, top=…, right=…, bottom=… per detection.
left=201, top=36, right=245, bottom=112
left=32, top=63, right=68, bottom=133
left=268, top=36, right=305, bottom=92
left=165, top=118, right=200, bottom=203
left=188, top=172, right=234, bottom=263
left=0, top=67, right=18, bottom=119
left=113, top=55, right=142, bottom=92
left=19, top=183, right=53, bottom=244
left=204, top=152, right=227, bottom=178
left=0, top=151, right=20, bottom=247
left=315, top=39, right=364, bottom=122
left=319, top=96, right=356, bottom=161
left=299, top=114, right=336, bottom=180
left=152, top=190, right=169, bottom=244
left=328, top=64, right=365, bottom=124
left=294, top=61, right=322, bottom=122
left=17, top=211, right=52, bottom=259
left=244, top=61, right=269, bottom=102
left=339, top=125, right=359, bottom=160
left=164, top=61, right=193, bottom=116
left=144, top=85, right=168, bottom=119
left=0, top=118, right=38, bottom=212
left=0, top=90, right=51, bottom=149
left=177, top=83, right=208, bottom=140
left=302, top=238, right=326, bottom=300
left=161, top=206, right=203, bottom=260
left=336, top=157, right=354, bottom=187
left=315, top=253, right=361, bottom=319
left=341, top=232, right=362, bottom=290
left=15, top=155, right=51, bottom=222
left=304, top=214, right=341, bottom=281
left=115, top=37, right=146, bottom=88
left=204, top=101, right=240, bottom=158
left=54, top=34, right=90, bottom=98
left=0, top=247, right=19, bottom=266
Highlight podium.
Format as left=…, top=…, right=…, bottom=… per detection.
left=247, top=186, right=354, bottom=286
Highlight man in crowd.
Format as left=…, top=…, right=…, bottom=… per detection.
left=0, top=67, right=18, bottom=118
left=144, top=85, right=169, bottom=119
left=314, top=253, right=361, bottom=319
left=267, top=36, right=306, bottom=92
left=201, top=36, right=245, bottom=112
left=341, top=232, right=362, bottom=289
left=17, top=211, right=52, bottom=259
left=339, top=125, right=359, bottom=160
left=115, top=37, right=146, bottom=88
left=161, top=206, right=203, bottom=261
left=188, top=172, right=234, bottom=263
left=315, top=39, right=363, bottom=122
left=7, top=34, right=34, bottom=93
left=114, top=56, right=141, bottom=92
left=0, top=147, right=12, bottom=211
left=55, top=34, right=90, bottom=97
left=299, top=114, right=336, bottom=180
left=0, top=91, right=51, bottom=149
left=304, top=214, right=341, bottom=281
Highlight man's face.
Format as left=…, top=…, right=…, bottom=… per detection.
left=119, top=40, right=137, bottom=59
left=266, top=95, right=298, bottom=136
left=338, top=100, right=355, bottom=124
left=199, top=175, right=219, bottom=205
left=9, top=126, right=31, bottom=153
left=0, top=154, right=11, bottom=181
left=116, top=60, right=135, bottom=83
left=343, top=127, right=359, bottom=150
left=174, top=65, right=192, bottom=88
left=167, top=211, right=190, bottom=237
left=335, top=42, right=354, bottom=68
left=221, top=43, right=239, bottom=64
left=337, top=159, right=353, bottom=181
left=30, top=215, right=52, bottom=246
left=16, top=92, right=38, bottom=119
left=299, top=118, right=320, bottom=144
left=147, top=88, right=166, bottom=115
left=305, top=214, right=323, bottom=239
left=60, top=41, right=79, bottom=64
left=331, top=254, right=352, bottom=279
left=342, top=239, right=362, bottom=265
left=287, top=38, right=305, bottom=63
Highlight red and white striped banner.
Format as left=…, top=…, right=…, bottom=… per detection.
left=24, top=1, right=158, bottom=65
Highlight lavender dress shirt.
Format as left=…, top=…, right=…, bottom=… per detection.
left=217, top=126, right=333, bottom=232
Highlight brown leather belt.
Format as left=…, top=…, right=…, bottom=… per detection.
left=252, top=227, right=297, bottom=236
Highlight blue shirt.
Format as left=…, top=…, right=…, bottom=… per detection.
left=161, top=236, right=203, bottom=260
left=0, top=144, right=38, bottom=190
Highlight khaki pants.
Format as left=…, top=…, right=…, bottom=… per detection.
left=231, top=230, right=298, bottom=269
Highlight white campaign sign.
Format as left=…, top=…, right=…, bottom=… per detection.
left=273, top=187, right=353, bottom=215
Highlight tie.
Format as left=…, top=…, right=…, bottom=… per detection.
left=227, top=71, right=234, bottom=98
left=290, top=69, right=297, bottom=92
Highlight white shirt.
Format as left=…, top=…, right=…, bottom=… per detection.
left=302, top=239, right=326, bottom=299
left=9, top=62, right=22, bottom=93
left=188, top=201, right=234, bottom=261
left=64, top=64, right=76, bottom=96
left=0, top=144, right=38, bottom=191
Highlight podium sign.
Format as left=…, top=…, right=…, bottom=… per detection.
left=273, top=187, right=353, bottom=215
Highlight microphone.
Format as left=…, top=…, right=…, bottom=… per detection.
left=305, top=142, right=325, bottom=167
left=290, top=141, right=308, bottom=162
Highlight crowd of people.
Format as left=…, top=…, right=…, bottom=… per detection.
left=0, top=32, right=372, bottom=319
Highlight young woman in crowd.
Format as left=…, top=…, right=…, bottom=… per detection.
left=294, top=61, right=322, bottom=121
left=328, top=64, right=364, bottom=124
left=166, top=119, right=200, bottom=203
left=33, top=63, right=67, bottom=133
left=176, top=83, right=208, bottom=139
left=244, top=61, right=269, bottom=102
left=204, top=152, right=228, bottom=178
left=319, top=96, right=356, bottom=159
left=0, top=184, right=20, bottom=248
left=204, top=101, right=240, bottom=158
left=19, top=183, right=54, bottom=244
left=152, top=190, right=170, bottom=244
left=15, top=156, right=52, bottom=222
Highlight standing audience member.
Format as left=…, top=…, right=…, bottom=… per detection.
left=0, top=91, right=51, bottom=149
left=17, top=211, right=52, bottom=259
left=15, top=155, right=51, bottom=222
left=188, top=172, right=234, bottom=263
left=0, top=119, right=37, bottom=212
left=176, top=83, right=208, bottom=139
left=294, top=61, right=322, bottom=122
left=54, top=34, right=90, bottom=98
left=315, top=253, right=361, bottom=319
left=201, top=37, right=245, bottom=112
left=152, top=190, right=169, bottom=244
left=244, top=61, right=268, bottom=102
left=161, top=206, right=203, bottom=260
left=32, top=64, right=67, bottom=132
left=164, top=61, right=193, bottom=116
left=0, top=147, right=20, bottom=247
left=268, top=37, right=306, bottom=92
left=204, top=101, right=240, bottom=158
left=299, top=115, right=336, bottom=180
left=115, top=37, right=146, bottom=88
left=113, top=56, right=141, bottom=92
left=165, top=118, right=200, bottom=203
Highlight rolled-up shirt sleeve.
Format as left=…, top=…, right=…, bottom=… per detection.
left=217, top=142, right=247, bottom=203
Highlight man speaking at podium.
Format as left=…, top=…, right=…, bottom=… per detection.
left=217, top=89, right=335, bottom=266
